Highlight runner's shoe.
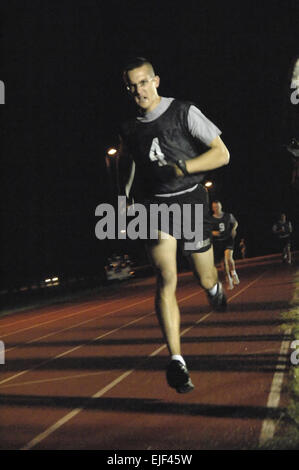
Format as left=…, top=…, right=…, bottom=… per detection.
left=207, top=282, right=227, bottom=312
left=166, top=360, right=194, bottom=393
left=227, top=275, right=234, bottom=290
left=232, top=272, right=240, bottom=285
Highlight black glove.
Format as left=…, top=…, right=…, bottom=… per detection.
left=157, top=160, right=189, bottom=182
left=175, top=159, right=189, bottom=176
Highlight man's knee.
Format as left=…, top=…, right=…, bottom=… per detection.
left=156, top=268, right=177, bottom=291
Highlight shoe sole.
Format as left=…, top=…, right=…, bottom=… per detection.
left=166, top=361, right=195, bottom=393
left=176, top=380, right=195, bottom=393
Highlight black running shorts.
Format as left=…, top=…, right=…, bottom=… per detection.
left=213, top=236, right=235, bottom=263
left=143, top=184, right=212, bottom=254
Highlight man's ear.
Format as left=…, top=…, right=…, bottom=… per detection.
left=154, top=75, right=160, bottom=89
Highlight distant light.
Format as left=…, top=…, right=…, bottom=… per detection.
left=52, top=277, right=59, bottom=282
left=45, top=278, right=51, bottom=283
left=205, top=181, right=213, bottom=188
left=107, top=147, right=118, bottom=156
left=120, top=229, right=126, bottom=234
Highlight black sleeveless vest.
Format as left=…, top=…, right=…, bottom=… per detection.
left=120, top=100, right=208, bottom=198
left=211, top=213, right=233, bottom=240
left=275, top=221, right=291, bottom=238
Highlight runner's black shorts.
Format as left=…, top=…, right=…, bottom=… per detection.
left=213, top=236, right=235, bottom=263
left=278, top=236, right=291, bottom=251
left=143, top=184, right=212, bottom=255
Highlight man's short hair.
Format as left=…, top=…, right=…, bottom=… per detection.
left=122, top=57, right=155, bottom=82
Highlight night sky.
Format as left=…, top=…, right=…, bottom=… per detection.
left=0, top=0, right=298, bottom=287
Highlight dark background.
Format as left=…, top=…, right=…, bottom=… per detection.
left=0, top=0, right=298, bottom=289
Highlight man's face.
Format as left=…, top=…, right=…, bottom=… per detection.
left=212, top=202, right=222, bottom=214
left=126, top=64, right=160, bottom=112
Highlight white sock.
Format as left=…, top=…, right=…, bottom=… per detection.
left=231, top=270, right=237, bottom=276
left=208, top=284, right=218, bottom=296
left=171, top=355, right=186, bottom=366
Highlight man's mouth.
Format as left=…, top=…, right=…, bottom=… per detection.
left=136, top=96, right=148, bottom=103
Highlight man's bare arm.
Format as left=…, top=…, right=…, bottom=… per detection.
left=185, top=136, right=230, bottom=174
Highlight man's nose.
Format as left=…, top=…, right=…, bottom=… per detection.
left=134, top=84, right=143, bottom=94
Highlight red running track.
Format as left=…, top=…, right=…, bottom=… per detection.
left=0, top=254, right=297, bottom=450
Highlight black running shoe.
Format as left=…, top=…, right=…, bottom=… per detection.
left=166, top=360, right=194, bottom=393
left=207, top=282, right=227, bottom=312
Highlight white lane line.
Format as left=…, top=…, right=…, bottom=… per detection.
left=0, top=291, right=206, bottom=389
left=4, top=316, right=101, bottom=353
left=4, top=296, right=153, bottom=353
left=21, top=308, right=212, bottom=451
left=20, top=369, right=134, bottom=451
left=0, top=296, right=118, bottom=328
left=0, top=297, right=153, bottom=386
left=0, top=270, right=200, bottom=334
left=258, top=330, right=291, bottom=446
left=19, top=272, right=265, bottom=450
left=0, top=371, right=108, bottom=389
left=0, top=288, right=204, bottom=387
left=0, top=297, right=135, bottom=339
left=259, top=268, right=299, bottom=446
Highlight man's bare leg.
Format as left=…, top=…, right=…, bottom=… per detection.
left=190, top=246, right=227, bottom=311
left=147, top=232, right=194, bottom=393
left=225, top=248, right=240, bottom=285
left=147, top=233, right=180, bottom=356
left=190, top=245, right=218, bottom=289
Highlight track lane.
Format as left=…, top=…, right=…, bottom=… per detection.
left=0, top=255, right=296, bottom=450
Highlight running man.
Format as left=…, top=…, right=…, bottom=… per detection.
left=272, top=213, right=293, bottom=264
left=118, top=57, right=230, bottom=393
left=211, top=200, right=240, bottom=290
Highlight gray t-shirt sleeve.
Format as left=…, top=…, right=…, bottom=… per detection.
left=229, top=213, right=237, bottom=225
left=187, top=105, right=222, bottom=146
